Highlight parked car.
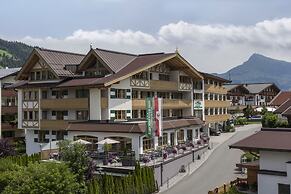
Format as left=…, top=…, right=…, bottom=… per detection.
left=209, top=128, right=221, bottom=136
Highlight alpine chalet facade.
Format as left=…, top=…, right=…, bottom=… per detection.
left=14, top=48, right=214, bottom=158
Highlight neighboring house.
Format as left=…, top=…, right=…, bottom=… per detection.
left=230, top=128, right=291, bottom=194
left=270, top=91, right=291, bottom=107
left=13, top=47, right=207, bottom=158
left=224, top=84, right=250, bottom=114
left=200, top=72, right=231, bottom=131
left=0, top=68, right=21, bottom=138
left=270, top=91, right=291, bottom=124
left=224, top=83, right=280, bottom=107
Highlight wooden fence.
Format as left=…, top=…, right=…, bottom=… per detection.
left=208, top=177, right=247, bottom=194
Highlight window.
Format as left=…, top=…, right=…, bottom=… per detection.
left=132, top=110, right=139, bottom=118
left=36, top=71, right=41, bottom=80
left=115, top=110, right=126, bottom=120
left=76, top=89, right=89, bottom=98
left=140, top=110, right=146, bottom=118
left=159, top=74, right=170, bottom=81
left=30, top=72, right=35, bottom=81
left=193, top=80, right=203, bottom=90
left=42, top=91, right=48, bottom=99
left=54, top=131, right=65, bottom=140
left=278, top=184, right=290, bottom=194
left=157, top=92, right=169, bottom=99
left=38, top=130, right=49, bottom=143
left=132, top=90, right=139, bottom=99
left=132, top=71, right=148, bottom=80
left=163, top=109, right=169, bottom=117
left=180, top=76, right=192, bottom=83
left=116, top=89, right=126, bottom=99
left=143, top=137, right=153, bottom=150
left=205, top=109, right=209, bottom=115
left=76, top=110, right=88, bottom=120
left=42, top=111, right=48, bottom=120
left=210, top=108, right=214, bottom=115
left=194, top=93, right=203, bottom=100
left=171, top=92, right=183, bottom=99
left=42, top=70, right=47, bottom=80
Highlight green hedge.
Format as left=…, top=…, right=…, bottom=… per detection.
left=87, top=163, right=157, bottom=194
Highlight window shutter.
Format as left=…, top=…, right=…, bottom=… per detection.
left=126, top=89, right=131, bottom=99
left=126, top=110, right=131, bottom=119
left=110, top=88, right=116, bottom=98
left=110, top=110, right=115, bottom=120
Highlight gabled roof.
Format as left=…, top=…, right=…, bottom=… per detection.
left=243, top=83, right=278, bottom=94
left=200, top=72, right=231, bottom=83
left=282, top=106, right=291, bottom=117
left=273, top=99, right=291, bottom=114
left=16, top=48, right=85, bottom=80
left=0, top=68, right=20, bottom=79
left=230, top=128, right=291, bottom=152
left=58, top=49, right=203, bottom=88
left=223, top=84, right=241, bottom=91
left=270, top=91, right=291, bottom=106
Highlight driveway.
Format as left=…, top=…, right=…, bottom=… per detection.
left=162, top=124, right=261, bottom=194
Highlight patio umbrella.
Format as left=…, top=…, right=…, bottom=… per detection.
left=42, top=140, right=59, bottom=151
left=97, top=138, right=120, bottom=145
left=71, top=139, right=91, bottom=145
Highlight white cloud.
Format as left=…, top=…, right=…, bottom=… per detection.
left=20, top=18, right=291, bottom=73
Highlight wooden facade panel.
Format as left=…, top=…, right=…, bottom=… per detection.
left=1, top=123, right=17, bottom=131
left=150, top=80, right=178, bottom=91
left=132, top=99, right=192, bottom=110
left=205, top=84, right=228, bottom=94
left=40, top=120, right=70, bottom=130
left=1, top=106, right=18, bottom=115
left=205, top=100, right=230, bottom=108
left=40, top=98, right=88, bottom=110
left=205, top=114, right=231, bottom=123
left=101, top=97, right=108, bottom=109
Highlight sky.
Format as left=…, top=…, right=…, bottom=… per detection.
left=2, top=0, right=291, bottom=73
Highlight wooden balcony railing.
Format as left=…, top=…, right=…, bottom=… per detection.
left=132, top=99, right=192, bottom=110
left=204, top=100, right=230, bottom=108
left=40, top=98, right=88, bottom=110
left=204, top=84, right=228, bottom=94
left=40, top=120, right=70, bottom=130
left=150, top=80, right=178, bottom=91
left=205, top=114, right=231, bottom=123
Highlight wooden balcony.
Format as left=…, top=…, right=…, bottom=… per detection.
left=40, top=120, right=70, bottom=130
left=205, top=114, right=231, bottom=123
left=1, top=106, right=17, bottom=115
left=1, top=123, right=17, bottom=131
left=150, top=80, right=178, bottom=91
left=204, top=84, right=228, bottom=94
left=132, top=99, right=192, bottom=110
left=205, top=100, right=230, bottom=108
left=40, top=98, right=88, bottom=110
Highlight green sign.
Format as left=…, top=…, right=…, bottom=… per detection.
left=145, top=97, right=154, bottom=138
left=194, top=100, right=203, bottom=110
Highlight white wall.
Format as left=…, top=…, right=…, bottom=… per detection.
left=260, top=151, right=291, bottom=172
left=258, top=173, right=291, bottom=194
left=89, top=88, right=101, bottom=120
left=109, top=78, right=132, bottom=117
left=17, top=89, right=23, bottom=129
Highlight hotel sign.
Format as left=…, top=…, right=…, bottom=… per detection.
left=194, top=100, right=203, bottom=110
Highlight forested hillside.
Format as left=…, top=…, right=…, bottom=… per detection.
left=0, top=38, right=33, bottom=68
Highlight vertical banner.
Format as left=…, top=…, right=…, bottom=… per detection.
left=145, top=97, right=154, bottom=138
left=154, top=97, right=163, bottom=137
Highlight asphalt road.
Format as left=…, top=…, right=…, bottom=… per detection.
left=162, top=124, right=260, bottom=194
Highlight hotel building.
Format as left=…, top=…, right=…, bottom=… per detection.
left=0, top=68, right=21, bottom=138
left=13, top=47, right=210, bottom=158
left=201, top=72, right=231, bottom=130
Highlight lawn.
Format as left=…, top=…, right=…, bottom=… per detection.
left=0, top=49, right=12, bottom=58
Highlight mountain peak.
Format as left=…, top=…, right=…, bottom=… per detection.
left=218, top=53, right=291, bottom=90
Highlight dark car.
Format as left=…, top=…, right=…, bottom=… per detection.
left=209, top=128, right=221, bottom=136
